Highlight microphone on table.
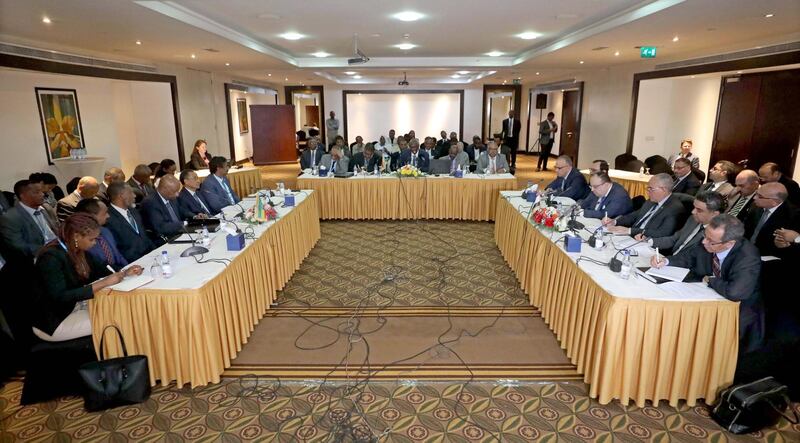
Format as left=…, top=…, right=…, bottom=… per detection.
left=608, top=239, right=644, bottom=272
left=566, top=203, right=584, bottom=231
left=178, top=223, right=209, bottom=257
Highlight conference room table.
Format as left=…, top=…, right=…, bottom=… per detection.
left=194, top=166, right=263, bottom=198
left=297, top=172, right=517, bottom=221
left=580, top=168, right=651, bottom=197
left=495, top=192, right=738, bottom=407
left=90, top=191, right=320, bottom=387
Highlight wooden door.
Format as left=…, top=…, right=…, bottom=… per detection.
left=250, top=105, right=298, bottom=165
left=711, top=69, right=800, bottom=174
left=305, top=105, right=320, bottom=127
left=559, top=90, right=581, bottom=164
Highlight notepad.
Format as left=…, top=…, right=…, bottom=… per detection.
left=645, top=266, right=690, bottom=282
left=109, top=274, right=154, bottom=292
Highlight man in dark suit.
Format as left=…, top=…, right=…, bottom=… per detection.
left=744, top=182, right=799, bottom=257
left=141, top=175, right=185, bottom=242
left=501, top=110, right=521, bottom=169
left=350, top=144, right=383, bottom=173
left=105, top=182, right=154, bottom=263
left=698, top=161, right=736, bottom=197
left=469, top=135, right=487, bottom=161
left=636, top=191, right=725, bottom=256
left=421, top=137, right=437, bottom=160
left=0, top=180, right=58, bottom=261
left=56, top=176, right=99, bottom=222
left=177, top=169, right=214, bottom=219
left=0, top=190, right=11, bottom=215
left=727, top=169, right=760, bottom=221
left=399, top=141, right=430, bottom=173
left=435, top=130, right=449, bottom=156
left=537, top=112, right=558, bottom=171
left=200, top=156, right=241, bottom=214
left=545, top=155, right=589, bottom=201
left=127, top=164, right=156, bottom=204
left=651, top=214, right=764, bottom=353
left=300, top=138, right=324, bottom=170
left=580, top=171, right=632, bottom=219
left=97, top=167, right=126, bottom=203
left=671, top=157, right=702, bottom=196
left=758, top=162, right=800, bottom=206
left=75, top=198, right=128, bottom=270
left=604, top=173, right=687, bottom=238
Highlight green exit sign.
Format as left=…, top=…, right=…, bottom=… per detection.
left=640, top=46, right=657, bottom=58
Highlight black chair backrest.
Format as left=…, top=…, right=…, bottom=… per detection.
left=615, top=153, right=638, bottom=170
left=692, top=167, right=706, bottom=183
left=620, top=159, right=645, bottom=173
left=644, top=155, right=671, bottom=175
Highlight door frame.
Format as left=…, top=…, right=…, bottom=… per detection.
left=527, top=80, right=584, bottom=163
left=284, top=85, right=325, bottom=142
left=625, top=51, right=800, bottom=154
left=481, top=84, right=521, bottom=141
left=224, top=82, right=278, bottom=162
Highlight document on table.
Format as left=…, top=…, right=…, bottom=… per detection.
left=645, top=266, right=690, bottom=282
left=110, top=274, right=154, bottom=292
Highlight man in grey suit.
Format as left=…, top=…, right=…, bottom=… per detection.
left=56, top=176, right=99, bottom=222
left=537, top=112, right=558, bottom=171
left=0, top=190, right=12, bottom=215
left=443, top=142, right=469, bottom=174
left=476, top=142, right=509, bottom=174
left=97, top=167, right=126, bottom=203
left=0, top=180, right=58, bottom=261
left=635, top=191, right=725, bottom=256
left=698, top=161, right=736, bottom=197
left=320, top=146, right=350, bottom=175
left=604, top=173, right=688, bottom=238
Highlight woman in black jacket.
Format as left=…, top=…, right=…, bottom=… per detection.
left=32, top=213, right=143, bottom=342
left=189, top=139, right=212, bottom=170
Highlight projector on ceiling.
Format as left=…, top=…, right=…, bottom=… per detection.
left=348, top=52, right=369, bottom=65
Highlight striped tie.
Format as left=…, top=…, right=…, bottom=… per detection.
left=97, top=236, right=114, bottom=264
left=728, top=195, right=749, bottom=216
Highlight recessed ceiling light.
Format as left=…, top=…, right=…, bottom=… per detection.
left=190, top=54, right=196, bottom=59
left=691, top=75, right=696, bottom=78
left=737, top=71, right=743, bottom=74
left=280, top=32, right=304, bottom=40
left=672, top=35, right=679, bottom=42
left=225, top=62, right=230, bottom=66
left=516, top=32, right=540, bottom=40
left=371, top=33, right=381, bottom=38
left=614, top=51, right=620, bottom=56
left=451, top=74, right=461, bottom=79
left=267, top=73, right=272, bottom=77
left=311, top=51, right=331, bottom=58
left=764, top=13, right=774, bottom=18
left=42, top=16, right=52, bottom=24
left=284, top=77, right=288, bottom=81
left=457, top=71, right=470, bottom=75
left=352, top=75, right=362, bottom=79
left=535, top=72, right=540, bottom=75
left=579, top=60, right=584, bottom=64
left=393, top=11, right=424, bottom=22
left=395, top=43, right=416, bottom=50
left=486, top=51, right=503, bottom=57
left=344, top=71, right=356, bottom=75
left=135, top=40, right=142, bottom=45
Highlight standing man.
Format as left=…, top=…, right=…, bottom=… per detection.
left=538, top=112, right=558, bottom=171
left=325, top=111, right=339, bottom=149
left=502, top=110, right=521, bottom=170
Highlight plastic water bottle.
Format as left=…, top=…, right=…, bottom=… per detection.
left=375, top=163, right=381, bottom=177
left=619, top=250, right=633, bottom=280
left=160, top=251, right=173, bottom=278
left=639, top=166, right=645, bottom=177
left=201, top=226, right=210, bottom=247
left=150, top=256, right=161, bottom=279
left=592, top=227, right=604, bottom=249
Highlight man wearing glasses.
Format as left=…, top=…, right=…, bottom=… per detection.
left=580, top=171, right=632, bottom=219
left=545, top=155, right=589, bottom=201
left=603, top=173, right=687, bottom=238
left=743, top=182, right=799, bottom=257
left=650, top=214, right=763, bottom=353
left=758, top=162, right=800, bottom=206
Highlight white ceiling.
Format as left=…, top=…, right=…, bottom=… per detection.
left=0, top=0, right=798, bottom=86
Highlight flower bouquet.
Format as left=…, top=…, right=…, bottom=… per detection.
left=397, top=164, right=424, bottom=177
left=531, top=205, right=561, bottom=230
left=247, top=196, right=279, bottom=223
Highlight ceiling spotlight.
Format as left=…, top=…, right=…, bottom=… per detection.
left=135, top=40, right=142, bottom=45
left=311, top=51, right=331, bottom=58
left=225, top=62, right=230, bottom=66
left=284, top=77, right=288, bottom=81
left=535, top=72, right=540, bottom=75
left=737, top=71, right=743, bottom=74
left=614, top=51, right=620, bottom=56
left=517, top=32, right=540, bottom=40
left=451, top=74, right=461, bottom=79
left=352, top=75, right=362, bottom=79
left=280, top=32, right=304, bottom=40
left=457, top=71, right=470, bottom=75
left=190, top=54, right=196, bottom=59
left=344, top=71, right=356, bottom=75
left=672, top=35, right=679, bottom=42
left=764, top=13, right=774, bottom=18
left=579, top=60, right=584, bottom=64
left=42, top=16, right=52, bottom=24
left=267, top=73, right=272, bottom=77
left=395, top=43, right=416, bottom=50
left=486, top=51, right=503, bottom=57
left=393, top=11, right=424, bottom=22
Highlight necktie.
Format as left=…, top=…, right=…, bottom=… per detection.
left=712, top=254, right=721, bottom=278
left=33, top=209, right=55, bottom=242
left=194, top=193, right=210, bottom=213
left=165, top=201, right=179, bottom=222
left=310, top=150, right=317, bottom=167
left=97, top=235, right=114, bottom=264
left=412, top=155, right=417, bottom=167
left=451, top=158, right=456, bottom=173
left=674, top=223, right=703, bottom=255
left=728, top=195, right=749, bottom=216
left=594, top=196, right=603, bottom=211
left=127, top=211, right=139, bottom=234
left=750, top=209, right=771, bottom=241
left=221, top=179, right=235, bottom=204
left=634, top=204, right=659, bottom=228
left=490, top=157, right=496, bottom=173
left=331, top=160, right=337, bottom=173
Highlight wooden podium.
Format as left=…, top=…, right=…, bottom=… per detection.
left=250, top=105, right=297, bottom=165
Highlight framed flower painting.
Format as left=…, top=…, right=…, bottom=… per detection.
left=35, top=88, right=86, bottom=164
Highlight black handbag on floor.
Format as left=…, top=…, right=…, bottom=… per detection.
left=78, top=325, right=151, bottom=412
left=711, top=376, right=799, bottom=434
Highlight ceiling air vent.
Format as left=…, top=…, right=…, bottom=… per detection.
left=0, top=42, right=157, bottom=73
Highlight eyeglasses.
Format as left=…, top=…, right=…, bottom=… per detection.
left=555, top=165, right=568, bottom=170
left=754, top=193, right=778, bottom=201
left=702, top=238, right=729, bottom=246
left=646, top=186, right=665, bottom=192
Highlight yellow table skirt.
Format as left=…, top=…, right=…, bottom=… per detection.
left=90, top=192, right=321, bottom=387
left=582, top=172, right=649, bottom=197
left=227, top=168, right=263, bottom=197
left=297, top=176, right=517, bottom=221
left=494, top=198, right=738, bottom=407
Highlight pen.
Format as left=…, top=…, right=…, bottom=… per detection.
left=655, top=247, right=661, bottom=263
left=106, top=265, right=116, bottom=274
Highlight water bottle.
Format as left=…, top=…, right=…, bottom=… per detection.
left=149, top=256, right=161, bottom=279
left=619, top=250, right=633, bottom=280
left=375, top=162, right=381, bottom=177
left=201, top=226, right=210, bottom=247
left=592, top=227, right=604, bottom=249
left=639, top=166, right=645, bottom=177
left=160, top=251, right=173, bottom=278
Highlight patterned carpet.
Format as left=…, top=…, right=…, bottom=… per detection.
left=276, top=220, right=529, bottom=307
left=2, top=378, right=798, bottom=442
